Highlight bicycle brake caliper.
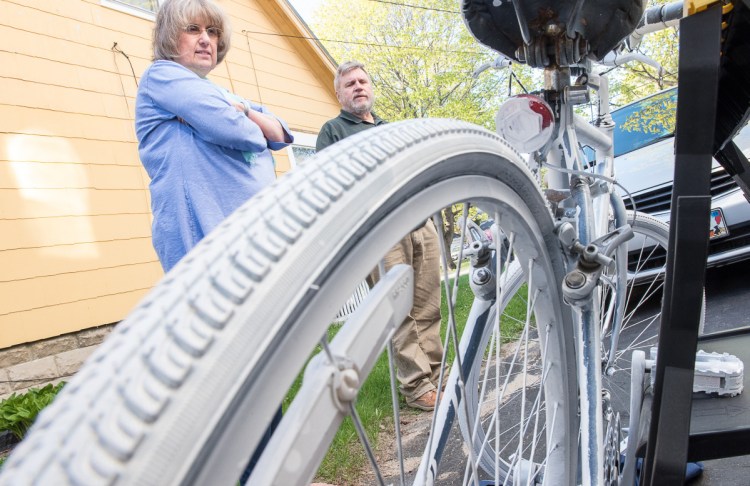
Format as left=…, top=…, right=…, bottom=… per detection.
left=557, top=222, right=634, bottom=306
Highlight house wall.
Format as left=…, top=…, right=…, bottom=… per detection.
left=0, top=0, right=339, bottom=351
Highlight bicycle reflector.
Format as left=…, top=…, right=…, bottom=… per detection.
left=496, top=95, right=555, bottom=153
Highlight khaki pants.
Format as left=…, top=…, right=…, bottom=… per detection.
left=370, top=219, right=443, bottom=403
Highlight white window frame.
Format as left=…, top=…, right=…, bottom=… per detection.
left=101, top=0, right=158, bottom=20
left=286, top=132, right=318, bottom=168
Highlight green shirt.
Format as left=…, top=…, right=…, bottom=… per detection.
left=316, top=110, right=387, bottom=151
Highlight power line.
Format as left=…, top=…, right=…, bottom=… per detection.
left=242, top=30, right=485, bottom=56
left=366, top=0, right=460, bottom=14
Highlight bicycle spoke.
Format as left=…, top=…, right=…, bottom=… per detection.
left=386, top=340, right=406, bottom=486
left=349, top=401, right=387, bottom=486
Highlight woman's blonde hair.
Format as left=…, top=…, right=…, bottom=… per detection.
left=152, top=0, right=231, bottom=65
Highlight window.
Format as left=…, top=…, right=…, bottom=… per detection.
left=291, top=146, right=316, bottom=164
left=287, top=132, right=318, bottom=168
left=611, top=88, right=677, bottom=157
left=102, top=0, right=159, bottom=19
left=116, top=0, right=158, bottom=10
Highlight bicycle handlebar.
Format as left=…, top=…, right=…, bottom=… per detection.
left=599, top=51, right=665, bottom=76
left=628, top=0, right=684, bottom=49
left=596, top=1, right=683, bottom=75
left=472, top=55, right=513, bottom=78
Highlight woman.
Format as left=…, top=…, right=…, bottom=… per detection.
left=136, top=0, right=292, bottom=272
left=136, top=2, right=290, bottom=482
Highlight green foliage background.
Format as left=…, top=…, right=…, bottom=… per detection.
left=309, top=0, right=678, bottom=119
left=310, top=0, right=540, bottom=129
left=308, top=0, right=542, bottom=245
left=607, top=0, right=679, bottom=108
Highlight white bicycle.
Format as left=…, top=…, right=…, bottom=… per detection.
left=0, top=1, right=691, bottom=485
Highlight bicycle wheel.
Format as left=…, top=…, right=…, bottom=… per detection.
left=455, top=259, right=554, bottom=482
left=459, top=211, right=681, bottom=483
left=0, top=119, right=577, bottom=486
left=600, top=211, right=706, bottom=484
left=601, top=211, right=672, bottom=411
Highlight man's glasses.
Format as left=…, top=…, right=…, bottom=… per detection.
left=184, top=24, right=221, bottom=39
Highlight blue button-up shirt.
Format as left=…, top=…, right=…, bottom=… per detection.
left=136, top=60, right=292, bottom=271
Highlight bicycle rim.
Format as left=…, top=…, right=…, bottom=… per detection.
left=0, top=119, right=577, bottom=486
left=598, top=211, right=690, bottom=483
left=458, top=211, right=685, bottom=484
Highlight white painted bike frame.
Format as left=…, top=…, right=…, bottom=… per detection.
left=417, top=68, right=634, bottom=486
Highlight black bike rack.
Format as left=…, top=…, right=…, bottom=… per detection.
left=643, top=1, right=750, bottom=484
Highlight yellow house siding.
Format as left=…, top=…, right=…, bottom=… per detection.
left=0, top=134, right=138, bottom=167
left=1, top=0, right=339, bottom=348
left=1, top=262, right=160, bottom=318
left=1, top=239, right=157, bottom=281
left=1, top=213, right=152, bottom=250
left=0, top=187, right=148, bottom=220
left=0, top=288, right=155, bottom=347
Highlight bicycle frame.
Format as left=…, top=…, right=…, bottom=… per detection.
left=417, top=64, right=638, bottom=485
left=545, top=68, right=629, bottom=486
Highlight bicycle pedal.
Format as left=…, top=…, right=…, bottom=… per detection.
left=693, top=350, right=744, bottom=397
left=649, top=347, right=744, bottom=396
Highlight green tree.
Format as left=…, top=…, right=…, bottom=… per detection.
left=608, top=0, right=679, bottom=107
left=310, top=0, right=535, bottom=128
left=310, top=0, right=535, bottom=259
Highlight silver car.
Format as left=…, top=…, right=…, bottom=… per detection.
left=611, top=87, right=750, bottom=268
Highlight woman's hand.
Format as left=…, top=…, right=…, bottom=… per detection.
left=245, top=109, right=287, bottom=143
left=232, top=102, right=286, bottom=142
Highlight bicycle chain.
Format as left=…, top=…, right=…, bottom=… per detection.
left=603, top=411, right=622, bottom=486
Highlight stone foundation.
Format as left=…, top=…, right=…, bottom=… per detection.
left=0, top=324, right=116, bottom=400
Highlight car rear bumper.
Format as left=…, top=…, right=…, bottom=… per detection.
left=649, top=188, right=750, bottom=268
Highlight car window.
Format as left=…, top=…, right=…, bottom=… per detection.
left=612, top=88, right=677, bottom=157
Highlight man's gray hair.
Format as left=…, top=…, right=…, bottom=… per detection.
left=152, top=0, right=231, bottom=65
left=334, top=61, right=371, bottom=91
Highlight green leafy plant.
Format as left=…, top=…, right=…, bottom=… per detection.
left=0, top=382, right=65, bottom=440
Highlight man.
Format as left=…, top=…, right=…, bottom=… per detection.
left=317, top=61, right=444, bottom=411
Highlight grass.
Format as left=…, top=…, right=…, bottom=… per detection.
left=307, top=271, right=529, bottom=484
left=283, top=323, right=396, bottom=482
left=315, top=351, right=394, bottom=481
left=499, top=283, right=529, bottom=342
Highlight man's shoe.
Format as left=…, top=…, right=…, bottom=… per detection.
left=407, top=390, right=437, bottom=411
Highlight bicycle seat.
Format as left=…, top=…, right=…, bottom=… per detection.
left=462, top=0, right=645, bottom=67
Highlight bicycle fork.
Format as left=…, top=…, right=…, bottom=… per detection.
left=557, top=185, right=634, bottom=486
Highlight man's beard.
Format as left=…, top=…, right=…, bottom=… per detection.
left=348, top=98, right=373, bottom=116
